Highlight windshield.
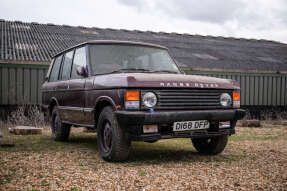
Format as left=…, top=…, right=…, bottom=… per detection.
left=89, top=44, right=180, bottom=75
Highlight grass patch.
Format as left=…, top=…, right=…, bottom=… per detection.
left=230, top=126, right=287, bottom=142
left=138, top=171, right=147, bottom=176
left=41, top=180, right=50, bottom=187
left=0, top=129, right=98, bottom=153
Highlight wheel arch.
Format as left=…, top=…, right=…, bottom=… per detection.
left=48, top=97, right=59, bottom=116
left=94, top=96, right=117, bottom=127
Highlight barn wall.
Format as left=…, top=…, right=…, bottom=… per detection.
left=186, top=70, right=287, bottom=106
left=0, top=63, right=49, bottom=105
left=0, top=63, right=286, bottom=107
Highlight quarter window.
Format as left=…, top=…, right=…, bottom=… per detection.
left=61, top=50, right=74, bottom=80
left=49, top=55, right=63, bottom=82
left=71, top=47, right=87, bottom=79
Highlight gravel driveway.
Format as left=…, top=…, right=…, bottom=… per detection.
left=0, top=125, right=286, bottom=190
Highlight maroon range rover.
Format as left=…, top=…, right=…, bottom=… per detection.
left=42, top=40, right=245, bottom=161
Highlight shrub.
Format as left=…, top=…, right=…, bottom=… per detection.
left=7, top=105, right=47, bottom=127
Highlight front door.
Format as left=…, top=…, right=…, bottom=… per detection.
left=64, top=46, right=88, bottom=124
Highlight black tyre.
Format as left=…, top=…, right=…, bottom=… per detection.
left=192, top=135, right=228, bottom=155
left=51, top=107, right=71, bottom=141
left=97, top=106, right=130, bottom=162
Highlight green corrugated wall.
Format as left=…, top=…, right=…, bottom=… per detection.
left=186, top=70, right=287, bottom=106
left=0, top=63, right=48, bottom=105
left=0, top=63, right=286, bottom=106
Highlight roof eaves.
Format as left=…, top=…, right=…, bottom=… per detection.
left=182, top=67, right=287, bottom=74
left=0, top=59, right=50, bottom=66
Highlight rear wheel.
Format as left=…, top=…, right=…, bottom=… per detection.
left=97, top=106, right=130, bottom=162
left=51, top=107, right=71, bottom=141
left=192, top=135, right=228, bottom=155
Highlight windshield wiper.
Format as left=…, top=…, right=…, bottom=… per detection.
left=118, top=68, right=152, bottom=72
left=104, top=68, right=152, bottom=74
left=152, top=70, right=179, bottom=74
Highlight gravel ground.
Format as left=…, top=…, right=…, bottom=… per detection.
left=0, top=125, right=286, bottom=191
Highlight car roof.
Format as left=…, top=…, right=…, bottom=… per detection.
left=52, top=40, right=168, bottom=58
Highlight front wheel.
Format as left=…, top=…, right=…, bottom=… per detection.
left=191, top=135, right=228, bottom=155
left=97, top=106, right=130, bottom=162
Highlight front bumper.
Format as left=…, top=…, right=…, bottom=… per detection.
left=115, top=109, right=245, bottom=141
left=116, top=109, right=245, bottom=126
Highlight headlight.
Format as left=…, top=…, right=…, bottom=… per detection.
left=142, top=92, right=157, bottom=108
left=220, top=93, right=232, bottom=107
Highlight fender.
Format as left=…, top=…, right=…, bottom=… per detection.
left=49, top=97, right=60, bottom=111
left=94, top=96, right=117, bottom=110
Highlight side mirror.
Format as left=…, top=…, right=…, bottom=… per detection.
left=76, top=66, right=88, bottom=77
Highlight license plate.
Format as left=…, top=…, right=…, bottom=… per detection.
left=173, top=120, right=209, bottom=132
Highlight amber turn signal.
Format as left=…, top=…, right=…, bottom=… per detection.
left=125, top=90, right=140, bottom=101
left=233, top=92, right=240, bottom=101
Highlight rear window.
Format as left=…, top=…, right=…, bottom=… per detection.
left=49, top=55, right=63, bottom=82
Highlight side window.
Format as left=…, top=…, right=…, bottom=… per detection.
left=49, top=55, right=63, bottom=82
left=61, top=50, right=74, bottom=81
left=71, top=47, right=87, bottom=79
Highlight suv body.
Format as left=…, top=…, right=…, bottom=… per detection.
left=42, top=40, right=245, bottom=161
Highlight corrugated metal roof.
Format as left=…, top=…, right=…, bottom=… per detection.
left=1, top=19, right=287, bottom=72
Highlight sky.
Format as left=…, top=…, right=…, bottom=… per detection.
left=1, top=0, right=287, bottom=43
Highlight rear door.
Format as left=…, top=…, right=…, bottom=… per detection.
left=58, top=50, right=74, bottom=121
left=42, top=55, right=63, bottom=109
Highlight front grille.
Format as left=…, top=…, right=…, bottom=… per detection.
left=141, top=89, right=233, bottom=110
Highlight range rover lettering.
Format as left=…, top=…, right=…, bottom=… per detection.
left=42, top=40, right=246, bottom=162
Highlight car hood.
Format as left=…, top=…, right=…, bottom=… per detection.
left=92, top=73, right=240, bottom=90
